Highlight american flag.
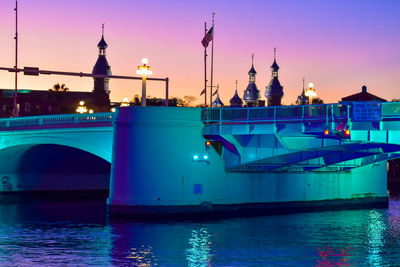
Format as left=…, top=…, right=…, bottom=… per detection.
left=201, top=26, right=213, bottom=48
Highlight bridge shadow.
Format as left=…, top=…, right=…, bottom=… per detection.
left=0, top=144, right=111, bottom=204
left=388, top=158, right=400, bottom=196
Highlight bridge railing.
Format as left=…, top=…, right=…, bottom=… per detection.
left=381, top=102, right=400, bottom=117
left=0, top=113, right=115, bottom=130
left=202, top=103, right=350, bottom=124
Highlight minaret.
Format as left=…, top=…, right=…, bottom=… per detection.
left=212, top=85, right=224, bottom=107
left=297, top=78, right=309, bottom=105
left=230, top=80, right=243, bottom=107
left=91, top=24, right=111, bottom=111
left=243, top=54, right=260, bottom=107
left=92, top=24, right=112, bottom=96
left=265, top=48, right=284, bottom=106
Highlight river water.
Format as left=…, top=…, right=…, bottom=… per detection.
left=1, top=195, right=400, bottom=266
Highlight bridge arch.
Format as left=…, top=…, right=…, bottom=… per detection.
left=0, top=143, right=111, bottom=194
left=0, top=125, right=113, bottom=195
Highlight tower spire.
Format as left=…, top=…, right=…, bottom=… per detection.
left=97, top=23, right=108, bottom=55
left=251, top=53, right=254, bottom=66
left=265, top=48, right=283, bottom=106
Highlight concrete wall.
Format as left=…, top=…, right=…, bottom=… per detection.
left=108, top=107, right=388, bottom=209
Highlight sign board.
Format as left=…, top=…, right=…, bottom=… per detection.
left=23, top=67, right=39, bottom=76
left=351, top=102, right=381, bottom=121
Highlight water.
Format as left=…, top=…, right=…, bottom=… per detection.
left=1, top=196, right=400, bottom=266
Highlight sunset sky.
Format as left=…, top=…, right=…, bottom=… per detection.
left=0, top=0, right=399, bottom=105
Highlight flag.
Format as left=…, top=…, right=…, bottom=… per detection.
left=200, top=88, right=206, bottom=96
left=201, top=26, right=213, bottom=48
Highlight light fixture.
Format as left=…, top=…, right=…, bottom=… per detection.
left=137, top=58, right=152, bottom=106
left=76, top=101, right=87, bottom=113
left=305, top=82, right=317, bottom=104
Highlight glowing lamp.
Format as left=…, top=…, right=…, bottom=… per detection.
left=111, top=107, right=116, bottom=112
left=345, top=129, right=350, bottom=136
left=305, top=88, right=317, bottom=98
left=137, top=58, right=152, bottom=106
left=193, top=155, right=199, bottom=160
left=203, top=155, right=208, bottom=160
left=206, top=141, right=211, bottom=146
left=89, top=109, right=94, bottom=114
left=324, top=129, right=329, bottom=135
left=136, top=58, right=152, bottom=76
left=76, top=100, right=87, bottom=113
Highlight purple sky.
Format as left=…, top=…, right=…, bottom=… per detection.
left=0, top=0, right=399, bottom=105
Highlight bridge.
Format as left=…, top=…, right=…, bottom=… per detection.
left=202, top=102, right=400, bottom=172
left=0, top=103, right=399, bottom=213
left=0, top=113, right=114, bottom=192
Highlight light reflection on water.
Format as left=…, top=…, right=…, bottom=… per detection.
left=1, top=197, right=400, bottom=266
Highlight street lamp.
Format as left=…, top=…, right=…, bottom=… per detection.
left=305, top=82, right=317, bottom=105
left=120, top=97, right=130, bottom=107
left=76, top=100, right=88, bottom=113
left=136, top=58, right=152, bottom=106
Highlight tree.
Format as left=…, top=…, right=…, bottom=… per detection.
left=312, top=97, right=324, bottom=104
left=49, top=83, right=69, bottom=92
left=177, top=95, right=197, bottom=107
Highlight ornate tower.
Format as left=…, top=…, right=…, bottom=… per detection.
left=243, top=54, right=260, bottom=107
left=265, top=48, right=284, bottom=106
left=230, top=80, right=243, bottom=107
left=92, top=24, right=111, bottom=111
left=297, top=78, right=309, bottom=105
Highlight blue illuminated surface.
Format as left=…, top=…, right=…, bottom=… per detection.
left=1, top=197, right=400, bottom=265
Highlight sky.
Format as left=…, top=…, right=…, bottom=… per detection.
left=0, top=0, right=399, bottom=105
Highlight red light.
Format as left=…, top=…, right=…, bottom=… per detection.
left=345, top=129, right=350, bottom=136
left=324, top=129, right=329, bottom=135
left=206, top=141, right=211, bottom=146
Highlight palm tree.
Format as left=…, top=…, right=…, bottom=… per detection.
left=49, top=83, right=69, bottom=92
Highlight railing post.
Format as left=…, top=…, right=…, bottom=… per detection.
left=347, top=104, right=351, bottom=122
left=325, top=105, right=329, bottom=127
left=5, top=120, right=10, bottom=128
left=73, top=114, right=78, bottom=124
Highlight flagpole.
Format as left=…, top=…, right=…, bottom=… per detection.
left=12, top=0, right=18, bottom=117
left=204, top=22, right=207, bottom=107
left=209, top=12, right=215, bottom=107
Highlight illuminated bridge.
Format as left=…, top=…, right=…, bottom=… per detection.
left=0, top=102, right=400, bottom=202
left=202, top=102, right=400, bottom=172
left=0, top=113, right=114, bottom=192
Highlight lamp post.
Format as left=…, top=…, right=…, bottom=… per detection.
left=136, top=58, right=152, bottom=106
left=76, top=101, right=88, bottom=113
left=305, top=82, right=316, bottom=105
left=120, top=97, right=130, bottom=107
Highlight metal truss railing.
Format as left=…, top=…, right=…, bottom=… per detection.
left=0, top=112, right=115, bottom=130
left=202, top=102, right=400, bottom=124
